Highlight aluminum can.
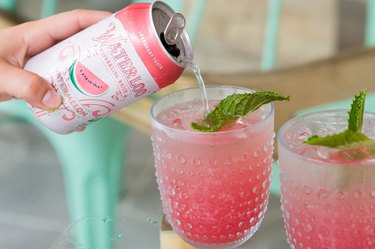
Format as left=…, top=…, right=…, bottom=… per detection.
left=24, top=1, right=192, bottom=134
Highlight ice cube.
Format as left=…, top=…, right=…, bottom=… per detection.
left=316, top=146, right=331, bottom=160
left=337, top=146, right=369, bottom=162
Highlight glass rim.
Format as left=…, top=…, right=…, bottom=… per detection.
left=277, top=109, right=375, bottom=165
left=150, top=85, right=275, bottom=135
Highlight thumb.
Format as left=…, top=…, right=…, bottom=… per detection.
left=0, top=64, right=62, bottom=110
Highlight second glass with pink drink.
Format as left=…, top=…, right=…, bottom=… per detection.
left=278, top=110, right=375, bottom=249
left=151, top=86, right=275, bottom=248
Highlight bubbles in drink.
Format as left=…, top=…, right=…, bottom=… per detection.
left=157, top=100, right=217, bottom=130
left=157, top=100, right=270, bottom=132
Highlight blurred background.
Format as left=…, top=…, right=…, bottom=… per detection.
left=0, top=0, right=372, bottom=248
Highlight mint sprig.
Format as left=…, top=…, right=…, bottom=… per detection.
left=191, top=91, right=290, bottom=132
left=304, top=89, right=372, bottom=148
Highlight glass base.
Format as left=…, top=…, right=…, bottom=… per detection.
left=181, top=222, right=262, bottom=249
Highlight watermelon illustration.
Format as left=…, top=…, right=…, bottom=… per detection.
left=69, top=60, right=110, bottom=96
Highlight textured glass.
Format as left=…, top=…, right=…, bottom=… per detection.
left=151, top=86, right=275, bottom=249
left=278, top=110, right=375, bottom=249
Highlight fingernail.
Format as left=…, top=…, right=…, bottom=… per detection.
left=42, top=90, right=62, bottom=110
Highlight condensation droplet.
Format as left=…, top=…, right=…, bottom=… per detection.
left=285, top=211, right=291, bottom=220
left=317, top=189, right=330, bottom=200
left=294, top=218, right=300, bottom=225
left=166, top=152, right=172, bottom=160
left=249, top=217, right=255, bottom=223
left=252, top=186, right=259, bottom=194
left=193, top=158, right=201, bottom=166
left=212, top=225, right=220, bottom=233
left=336, top=191, right=346, bottom=200
left=303, top=185, right=312, bottom=195
left=304, top=202, right=313, bottom=210
left=263, top=144, right=269, bottom=152
left=177, top=155, right=186, bottom=164
left=258, top=211, right=263, bottom=219
left=224, top=158, right=233, bottom=166
left=262, top=180, right=267, bottom=188
left=305, top=223, right=313, bottom=232
left=209, top=159, right=217, bottom=167
left=253, top=150, right=260, bottom=158
left=240, top=153, right=248, bottom=162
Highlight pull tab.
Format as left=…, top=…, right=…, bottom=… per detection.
left=163, top=13, right=186, bottom=46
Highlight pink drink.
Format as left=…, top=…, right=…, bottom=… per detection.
left=278, top=110, right=375, bottom=249
left=151, top=86, right=274, bottom=248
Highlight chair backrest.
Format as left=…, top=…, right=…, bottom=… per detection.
left=366, top=0, right=375, bottom=46
left=0, top=0, right=16, bottom=11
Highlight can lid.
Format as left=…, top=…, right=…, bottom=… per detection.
left=152, top=1, right=193, bottom=67
left=163, top=13, right=185, bottom=46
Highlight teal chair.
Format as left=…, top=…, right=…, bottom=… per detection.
left=0, top=0, right=206, bottom=248
left=0, top=100, right=130, bottom=249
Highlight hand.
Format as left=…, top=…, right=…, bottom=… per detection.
left=0, top=9, right=111, bottom=110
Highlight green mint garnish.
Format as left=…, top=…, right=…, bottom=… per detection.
left=348, top=88, right=367, bottom=132
left=191, top=91, right=290, bottom=132
left=304, top=89, right=372, bottom=148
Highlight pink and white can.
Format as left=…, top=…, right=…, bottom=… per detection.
left=24, top=1, right=193, bottom=134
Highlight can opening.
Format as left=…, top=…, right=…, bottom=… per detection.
left=160, top=32, right=180, bottom=58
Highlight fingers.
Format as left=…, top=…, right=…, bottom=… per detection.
left=0, top=63, right=62, bottom=110
left=20, top=9, right=112, bottom=55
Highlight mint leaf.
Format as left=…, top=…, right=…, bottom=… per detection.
left=191, top=91, right=290, bottom=132
left=348, top=89, right=367, bottom=132
left=218, top=91, right=290, bottom=119
left=191, top=109, right=225, bottom=132
left=305, top=130, right=371, bottom=148
left=304, top=89, right=372, bottom=148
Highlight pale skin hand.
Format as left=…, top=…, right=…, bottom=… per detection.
left=0, top=9, right=111, bottom=110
